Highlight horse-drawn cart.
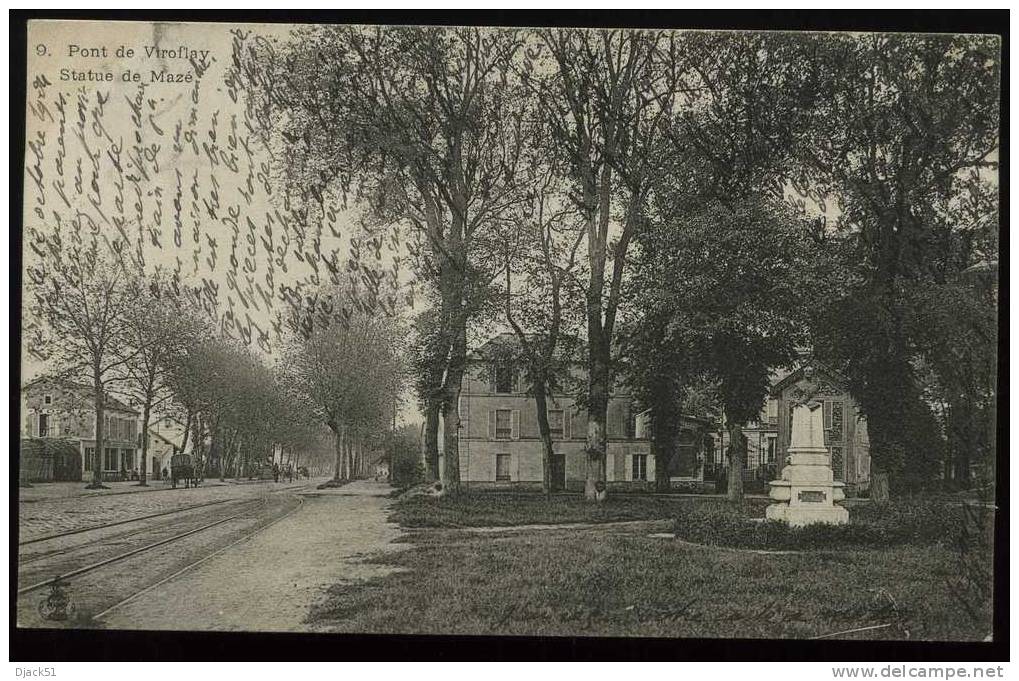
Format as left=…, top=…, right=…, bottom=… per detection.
left=170, top=453, right=202, bottom=489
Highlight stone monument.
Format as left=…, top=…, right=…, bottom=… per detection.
left=766, top=401, right=849, bottom=527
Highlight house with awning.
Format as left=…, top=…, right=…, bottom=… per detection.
left=21, top=376, right=142, bottom=481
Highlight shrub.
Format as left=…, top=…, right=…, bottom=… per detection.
left=673, top=498, right=991, bottom=551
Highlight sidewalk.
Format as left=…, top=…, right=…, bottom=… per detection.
left=99, top=480, right=404, bottom=632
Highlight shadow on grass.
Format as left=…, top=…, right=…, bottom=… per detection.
left=305, top=518, right=990, bottom=640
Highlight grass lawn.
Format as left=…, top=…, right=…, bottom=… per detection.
left=309, top=528, right=992, bottom=640
left=390, top=491, right=770, bottom=528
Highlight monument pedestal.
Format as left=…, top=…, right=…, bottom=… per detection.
left=766, top=404, right=849, bottom=527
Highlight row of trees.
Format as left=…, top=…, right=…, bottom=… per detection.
left=284, top=290, right=405, bottom=485
left=232, top=27, right=998, bottom=500
left=26, top=240, right=338, bottom=487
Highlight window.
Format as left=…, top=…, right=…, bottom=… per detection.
left=632, top=454, right=648, bottom=481
left=548, top=409, right=564, bottom=439
left=165, top=418, right=172, bottom=428
left=84, top=447, right=94, bottom=472
left=495, top=409, right=512, bottom=439
left=831, top=446, right=844, bottom=481
left=766, top=437, right=777, bottom=463
left=496, top=453, right=511, bottom=481
left=38, top=414, right=49, bottom=438
left=823, top=400, right=845, bottom=443
left=44, top=394, right=52, bottom=405
left=122, top=449, right=135, bottom=470
left=494, top=366, right=515, bottom=394
left=104, top=448, right=117, bottom=471
left=766, top=399, right=778, bottom=423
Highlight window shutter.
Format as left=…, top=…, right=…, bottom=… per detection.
left=511, top=410, right=520, bottom=440
left=32, top=413, right=39, bottom=438
left=488, top=366, right=497, bottom=393
left=614, top=449, right=627, bottom=482
left=487, top=411, right=496, bottom=440
left=564, top=411, right=572, bottom=440
left=823, top=401, right=832, bottom=429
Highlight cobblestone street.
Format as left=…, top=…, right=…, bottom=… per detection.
left=19, top=478, right=315, bottom=542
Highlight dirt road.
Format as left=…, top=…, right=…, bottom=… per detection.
left=97, top=480, right=404, bottom=632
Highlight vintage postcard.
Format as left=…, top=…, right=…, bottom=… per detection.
left=17, top=17, right=1000, bottom=648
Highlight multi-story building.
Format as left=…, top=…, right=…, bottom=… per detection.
left=445, top=335, right=715, bottom=491
left=445, top=337, right=871, bottom=493
left=21, top=377, right=141, bottom=481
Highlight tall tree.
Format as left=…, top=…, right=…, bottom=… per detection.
left=623, top=30, right=818, bottom=497
left=804, top=33, right=1000, bottom=495
left=634, top=198, right=829, bottom=502
left=232, top=25, right=531, bottom=493
left=287, top=294, right=404, bottom=484
left=524, top=28, right=680, bottom=501
left=500, top=166, right=585, bottom=497
left=115, top=284, right=191, bottom=485
left=27, top=241, right=139, bottom=489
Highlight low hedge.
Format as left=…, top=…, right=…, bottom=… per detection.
left=673, top=498, right=992, bottom=551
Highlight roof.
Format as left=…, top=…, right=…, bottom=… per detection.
left=469, top=332, right=585, bottom=362
left=634, top=410, right=715, bottom=427
left=769, top=359, right=849, bottom=396
left=470, top=332, right=527, bottom=360
left=22, top=376, right=140, bottom=414
left=20, top=437, right=83, bottom=457
left=147, top=428, right=179, bottom=448
left=151, top=413, right=187, bottom=428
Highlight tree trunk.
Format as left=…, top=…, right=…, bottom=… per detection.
left=354, top=435, right=361, bottom=479
left=423, top=402, right=440, bottom=481
left=584, top=343, right=610, bottom=502
left=726, top=421, right=745, bottom=503
left=138, top=400, right=151, bottom=486
left=344, top=432, right=352, bottom=480
left=533, top=385, right=554, bottom=499
left=332, top=426, right=343, bottom=481
left=180, top=409, right=192, bottom=454
left=651, top=397, right=678, bottom=493
left=213, top=428, right=225, bottom=482
left=88, top=374, right=106, bottom=488
left=441, top=313, right=467, bottom=494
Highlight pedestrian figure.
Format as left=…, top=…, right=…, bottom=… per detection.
left=162, top=467, right=168, bottom=481
left=273, top=462, right=280, bottom=483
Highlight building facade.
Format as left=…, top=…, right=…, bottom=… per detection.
left=770, top=361, right=870, bottom=488
left=444, top=339, right=871, bottom=493
left=443, top=337, right=652, bottom=490
left=145, top=414, right=195, bottom=479
left=21, top=377, right=142, bottom=481
left=693, top=360, right=871, bottom=491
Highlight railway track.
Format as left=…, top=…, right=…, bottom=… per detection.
left=17, top=482, right=316, bottom=625
left=18, top=498, right=269, bottom=596
left=20, top=497, right=236, bottom=546
left=93, top=493, right=306, bottom=621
